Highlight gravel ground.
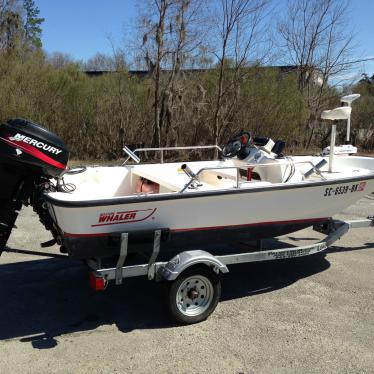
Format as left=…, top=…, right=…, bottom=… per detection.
left=0, top=196, right=373, bottom=374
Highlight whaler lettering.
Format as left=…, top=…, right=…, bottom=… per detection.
left=92, top=208, right=157, bottom=227
left=98, top=212, right=137, bottom=223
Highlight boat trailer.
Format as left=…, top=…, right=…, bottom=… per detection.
left=3, top=216, right=373, bottom=324
left=85, top=217, right=374, bottom=324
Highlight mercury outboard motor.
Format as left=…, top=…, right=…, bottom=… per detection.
left=0, top=118, right=69, bottom=254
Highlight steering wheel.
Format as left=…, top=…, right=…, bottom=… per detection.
left=222, top=131, right=252, bottom=158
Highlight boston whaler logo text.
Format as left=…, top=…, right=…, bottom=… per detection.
left=92, top=208, right=157, bottom=227
left=9, top=133, right=62, bottom=155
left=99, top=211, right=136, bottom=223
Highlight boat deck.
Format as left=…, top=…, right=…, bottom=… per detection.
left=45, top=155, right=374, bottom=203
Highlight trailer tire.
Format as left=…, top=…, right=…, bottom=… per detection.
left=167, top=266, right=221, bottom=325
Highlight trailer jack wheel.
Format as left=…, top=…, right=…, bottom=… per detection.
left=167, top=266, right=221, bottom=325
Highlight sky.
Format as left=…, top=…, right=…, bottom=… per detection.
left=36, top=0, right=137, bottom=60
left=36, top=0, right=374, bottom=78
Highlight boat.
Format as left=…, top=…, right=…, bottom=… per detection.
left=0, top=96, right=373, bottom=260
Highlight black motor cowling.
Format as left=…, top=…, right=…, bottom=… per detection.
left=0, top=118, right=69, bottom=254
left=0, top=118, right=69, bottom=176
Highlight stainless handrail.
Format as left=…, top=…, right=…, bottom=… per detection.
left=179, top=160, right=327, bottom=193
left=122, top=145, right=222, bottom=165
left=123, top=146, right=141, bottom=164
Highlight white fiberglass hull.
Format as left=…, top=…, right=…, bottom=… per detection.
left=50, top=178, right=372, bottom=235
left=45, top=172, right=374, bottom=259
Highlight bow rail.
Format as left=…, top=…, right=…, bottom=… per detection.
left=122, top=145, right=222, bottom=164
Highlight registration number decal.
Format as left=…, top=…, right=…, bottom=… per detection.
left=324, top=182, right=366, bottom=197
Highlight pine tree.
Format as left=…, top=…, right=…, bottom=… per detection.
left=23, top=0, right=44, bottom=49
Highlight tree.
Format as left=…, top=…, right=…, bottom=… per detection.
left=0, top=0, right=44, bottom=52
left=0, top=0, right=23, bottom=52
left=209, top=0, right=270, bottom=151
left=349, top=74, right=374, bottom=150
left=359, top=73, right=373, bottom=85
left=23, top=0, right=44, bottom=49
left=47, top=52, right=76, bottom=69
left=278, top=0, right=355, bottom=148
left=85, top=52, right=118, bottom=71
left=139, top=0, right=204, bottom=147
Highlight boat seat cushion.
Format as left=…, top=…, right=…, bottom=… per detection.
left=321, top=107, right=351, bottom=121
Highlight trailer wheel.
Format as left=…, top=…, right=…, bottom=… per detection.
left=168, top=266, right=221, bottom=325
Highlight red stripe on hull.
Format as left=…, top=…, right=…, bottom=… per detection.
left=0, top=137, right=66, bottom=170
left=63, top=232, right=109, bottom=238
left=63, top=217, right=328, bottom=238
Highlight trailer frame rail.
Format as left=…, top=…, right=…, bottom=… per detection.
left=88, top=217, right=374, bottom=285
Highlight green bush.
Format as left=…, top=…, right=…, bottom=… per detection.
left=0, top=51, right=371, bottom=160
